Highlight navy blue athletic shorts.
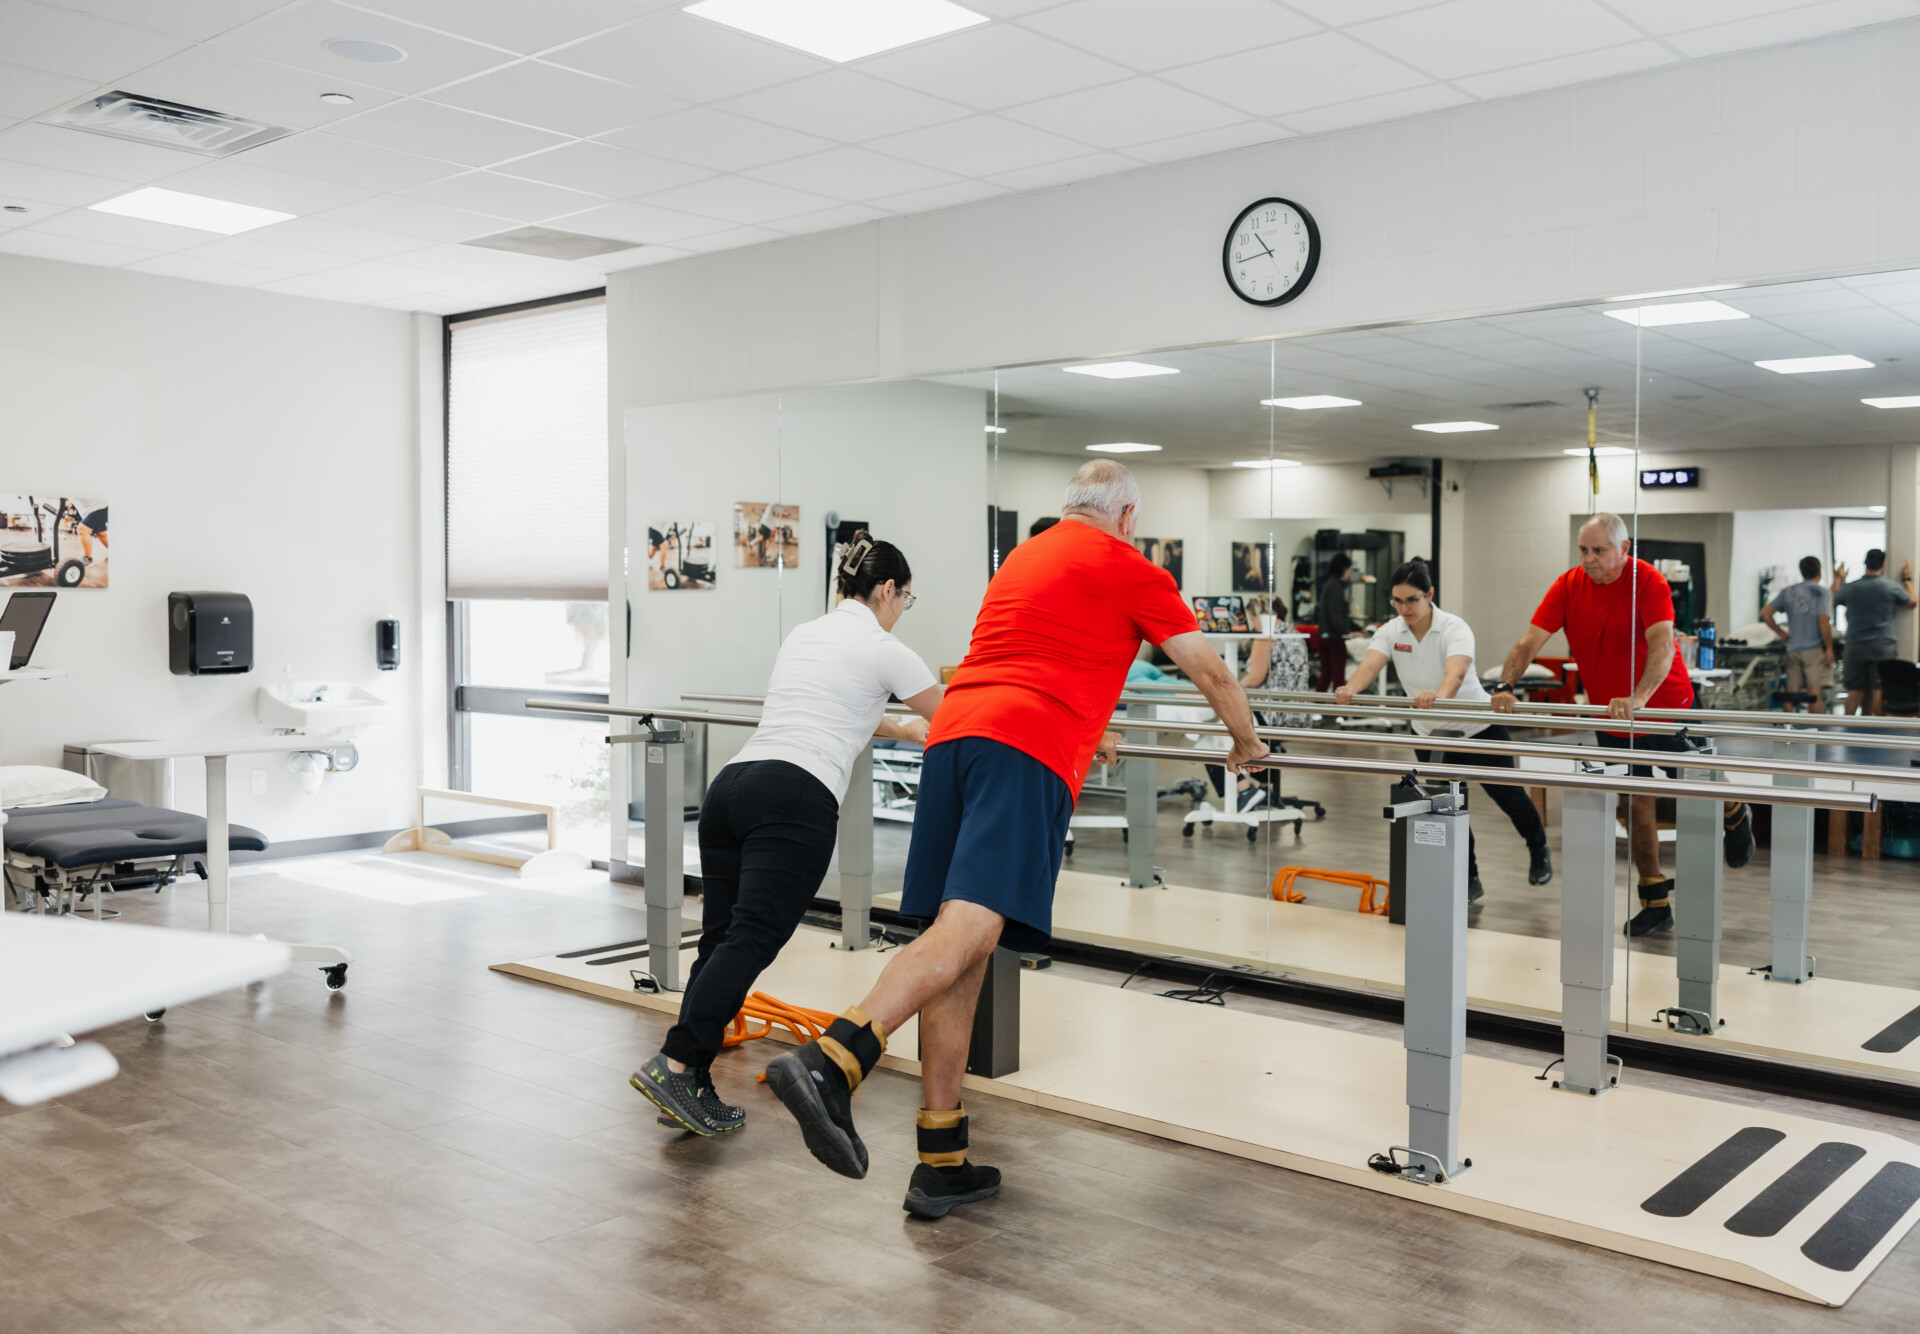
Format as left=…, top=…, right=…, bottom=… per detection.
left=898, top=736, right=1073, bottom=952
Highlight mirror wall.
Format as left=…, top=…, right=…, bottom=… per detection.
left=622, top=264, right=1920, bottom=1090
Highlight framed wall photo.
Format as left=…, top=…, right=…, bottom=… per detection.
left=1134, top=536, right=1184, bottom=589
left=1232, top=540, right=1271, bottom=593
left=734, top=501, right=799, bottom=568
left=647, top=519, right=716, bottom=590
left=0, top=495, right=107, bottom=589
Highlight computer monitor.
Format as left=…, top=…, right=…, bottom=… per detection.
left=0, top=590, right=54, bottom=669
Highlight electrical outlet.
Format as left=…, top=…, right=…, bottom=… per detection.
left=251, top=769, right=268, bottom=795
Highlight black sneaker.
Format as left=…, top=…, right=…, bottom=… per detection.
left=655, top=1076, right=746, bottom=1134
left=1528, top=844, right=1553, bottom=886
left=903, top=1161, right=1002, bottom=1219
left=1723, top=806, right=1756, bottom=869
left=1233, top=785, right=1267, bottom=814
left=1467, top=876, right=1485, bottom=904
left=630, top=1054, right=738, bottom=1136
left=765, top=1041, right=869, bottom=1179
left=1625, top=902, right=1674, bottom=937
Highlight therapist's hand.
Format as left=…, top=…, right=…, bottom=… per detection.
left=1092, top=731, right=1123, bottom=765
left=1607, top=695, right=1639, bottom=720
left=1332, top=685, right=1354, bottom=706
left=1491, top=690, right=1516, bottom=714
left=1225, top=736, right=1269, bottom=776
left=1411, top=690, right=1438, bottom=709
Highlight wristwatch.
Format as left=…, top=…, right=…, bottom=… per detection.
left=1493, top=681, right=1518, bottom=695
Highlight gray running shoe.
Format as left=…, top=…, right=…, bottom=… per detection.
left=631, top=1054, right=740, bottom=1136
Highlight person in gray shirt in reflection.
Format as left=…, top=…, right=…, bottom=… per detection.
left=1831, top=548, right=1916, bottom=715
left=1762, top=556, right=1834, bottom=709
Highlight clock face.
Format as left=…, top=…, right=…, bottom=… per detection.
left=1223, top=197, right=1319, bottom=307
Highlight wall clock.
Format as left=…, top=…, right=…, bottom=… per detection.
left=1223, top=197, right=1319, bottom=307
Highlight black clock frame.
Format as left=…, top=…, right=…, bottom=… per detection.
left=1222, top=196, right=1320, bottom=308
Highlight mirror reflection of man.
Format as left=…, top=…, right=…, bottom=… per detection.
left=1761, top=555, right=1833, bottom=710
left=1490, top=512, right=1754, bottom=937
left=1830, top=549, right=1915, bottom=716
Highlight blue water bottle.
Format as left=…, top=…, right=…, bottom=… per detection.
left=1697, top=617, right=1716, bottom=672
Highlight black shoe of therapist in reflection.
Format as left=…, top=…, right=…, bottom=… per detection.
left=1723, top=803, right=1756, bottom=870
left=1528, top=844, right=1554, bottom=886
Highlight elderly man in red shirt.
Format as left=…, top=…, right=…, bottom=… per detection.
left=1490, top=512, right=1754, bottom=937
left=766, top=459, right=1267, bottom=1219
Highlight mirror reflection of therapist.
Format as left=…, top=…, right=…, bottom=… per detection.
left=1333, top=558, right=1552, bottom=903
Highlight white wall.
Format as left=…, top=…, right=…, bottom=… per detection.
left=1730, top=509, right=1833, bottom=629
left=993, top=449, right=1210, bottom=589
left=0, top=254, right=423, bottom=842
left=608, top=21, right=1920, bottom=407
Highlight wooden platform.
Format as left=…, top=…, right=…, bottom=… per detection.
left=874, top=870, right=1920, bottom=1083
left=498, top=927, right=1920, bottom=1306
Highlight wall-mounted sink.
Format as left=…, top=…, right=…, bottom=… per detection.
left=256, top=681, right=396, bottom=736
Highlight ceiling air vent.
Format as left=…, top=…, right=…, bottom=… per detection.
left=1487, top=400, right=1564, bottom=411
left=462, top=227, right=642, bottom=261
left=45, top=91, right=291, bottom=157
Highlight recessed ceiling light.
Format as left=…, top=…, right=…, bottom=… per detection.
left=1062, top=361, right=1179, bottom=379
left=1262, top=395, right=1361, bottom=409
left=1562, top=446, right=1635, bottom=457
left=1087, top=442, right=1161, bottom=454
left=1863, top=396, right=1920, bottom=409
left=1412, top=421, right=1497, bottom=433
left=1232, top=458, right=1303, bottom=469
left=318, top=92, right=355, bottom=105
left=684, top=0, right=987, bottom=62
left=89, top=186, right=292, bottom=235
left=1872, top=505, right=1889, bottom=513
left=1602, top=300, right=1749, bottom=327
left=325, top=38, right=408, bottom=63
left=1755, top=355, right=1874, bottom=374
left=984, top=425, right=1006, bottom=434
left=1606, top=283, right=1738, bottom=302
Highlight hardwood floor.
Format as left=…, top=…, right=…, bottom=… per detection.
left=8, top=846, right=1920, bottom=1332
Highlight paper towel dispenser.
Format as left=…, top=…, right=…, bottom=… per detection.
left=168, top=591, right=252, bottom=675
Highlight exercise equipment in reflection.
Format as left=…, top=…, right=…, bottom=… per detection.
left=1271, top=865, right=1390, bottom=915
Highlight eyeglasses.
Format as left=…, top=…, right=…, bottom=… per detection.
left=901, top=591, right=917, bottom=612
left=1389, top=594, right=1426, bottom=607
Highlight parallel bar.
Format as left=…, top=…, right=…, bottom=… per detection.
left=1559, top=775, right=1618, bottom=1095
left=205, top=755, right=228, bottom=935
left=1123, top=699, right=1158, bottom=888
left=1771, top=740, right=1817, bottom=984
left=641, top=725, right=685, bottom=992
left=1672, top=793, right=1724, bottom=1034
left=839, top=746, right=874, bottom=950
left=1401, top=802, right=1469, bottom=1176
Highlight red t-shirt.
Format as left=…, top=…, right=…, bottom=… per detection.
left=1531, top=558, right=1692, bottom=731
left=929, top=519, right=1198, bottom=797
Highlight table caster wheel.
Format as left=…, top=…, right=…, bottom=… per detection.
left=321, top=963, right=348, bottom=991
left=1062, top=841, right=1073, bottom=857
left=144, top=1009, right=165, bottom=1022
left=1246, top=827, right=1258, bottom=843
left=1182, top=824, right=1195, bottom=838
left=1120, top=829, right=1128, bottom=844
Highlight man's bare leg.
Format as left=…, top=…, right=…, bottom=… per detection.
left=917, top=950, right=991, bottom=1112
left=858, top=899, right=1003, bottom=1035
left=1628, top=793, right=1663, bottom=881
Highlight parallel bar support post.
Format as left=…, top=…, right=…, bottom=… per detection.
left=1770, top=740, right=1815, bottom=984
left=642, top=724, right=686, bottom=991
left=966, top=946, right=1021, bottom=1077
left=1402, top=802, right=1469, bottom=1178
left=1559, top=772, right=1620, bottom=1095
left=839, top=745, right=874, bottom=949
left=1670, top=792, right=1724, bottom=1032
left=205, top=755, right=229, bottom=934
left=1124, top=699, right=1158, bottom=888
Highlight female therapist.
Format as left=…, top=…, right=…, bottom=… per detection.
left=630, top=533, right=944, bottom=1135
left=1333, top=558, right=1552, bottom=901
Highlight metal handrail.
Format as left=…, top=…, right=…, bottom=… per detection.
left=524, top=698, right=1876, bottom=811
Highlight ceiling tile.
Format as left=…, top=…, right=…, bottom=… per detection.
left=985, top=150, right=1140, bottom=192
left=1003, top=77, right=1247, bottom=150
left=1162, top=31, right=1429, bottom=118
left=495, top=140, right=713, bottom=198
left=599, top=243, right=691, bottom=270
left=0, top=122, right=204, bottom=182
left=1125, top=118, right=1290, bottom=162
left=545, top=9, right=830, bottom=103
left=676, top=223, right=787, bottom=253
left=599, top=107, right=834, bottom=172
left=0, top=158, right=138, bottom=206
left=325, top=99, right=568, bottom=167
left=25, top=204, right=212, bottom=251
left=317, top=256, right=463, bottom=292
left=868, top=114, right=1095, bottom=176
left=1285, top=0, right=1445, bottom=18
left=0, top=228, right=156, bottom=265
left=426, top=60, right=683, bottom=138
left=859, top=24, right=1131, bottom=111
left=775, top=201, right=889, bottom=235
left=240, top=130, right=464, bottom=192
left=384, top=240, right=605, bottom=281
left=643, top=174, right=840, bottom=225
left=717, top=70, right=970, bottom=144
left=0, top=61, right=95, bottom=121
left=552, top=199, right=727, bottom=245
left=210, top=0, right=516, bottom=95
left=744, top=147, right=957, bottom=202
left=242, top=214, right=426, bottom=257
left=401, top=169, right=605, bottom=222
left=34, top=0, right=299, bottom=40
left=1019, top=0, right=1319, bottom=71
left=159, top=157, right=375, bottom=213
left=103, top=45, right=399, bottom=132
left=347, top=0, right=656, bottom=56
left=258, top=271, right=415, bottom=303
left=126, top=250, right=281, bottom=284
left=179, top=232, right=363, bottom=272
left=317, top=193, right=513, bottom=240
left=1666, top=0, right=1920, bottom=58
left=868, top=179, right=1007, bottom=213
left=1348, top=0, right=1644, bottom=80
left=1604, top=0, right=1858, bottom=37
left=0, top=0, right=190, bottom=79
left=1278, top=82, right=1468, bottom=135
left=1454, top=40, right=1676, bottom=100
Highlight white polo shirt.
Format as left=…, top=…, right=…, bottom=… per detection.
left=1365, top=607, right=1491, bottom=738
left=728, top=598, right=939, bottom=800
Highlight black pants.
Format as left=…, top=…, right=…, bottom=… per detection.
left=1414, top=724, right=1548, bottom=881
left=661, top=759, right=839, bottom=1071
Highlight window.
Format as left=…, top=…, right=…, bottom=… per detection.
left=445, top=293, right=609, bottom=853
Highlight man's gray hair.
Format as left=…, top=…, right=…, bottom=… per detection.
left=1063, top=459, right=1142, bottom=521
left=1583, top=511, right=1629, bottom=545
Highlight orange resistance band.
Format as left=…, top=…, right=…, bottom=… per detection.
left=1271, top=866, right=1391, bottom=916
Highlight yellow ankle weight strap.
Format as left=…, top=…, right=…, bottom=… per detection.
left=818, top=1006, right=888, bottom=1092
left=917, top=1105, right=968, bottom=1167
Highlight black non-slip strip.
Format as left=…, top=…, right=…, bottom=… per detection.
left=1724, top=1143, right=1867, bottom=1237
left=1642, top=1127, right=1787, bottom=1217
left=917, top=1122, right=968, bottom=1154
left=578, top=929, right=703, bottom=966
left=1861, top=1005, right=1920, bottom=1054
left=558, top=938, right=647, bottom=959
left=1801, top=1162, right=1920, bottom=1272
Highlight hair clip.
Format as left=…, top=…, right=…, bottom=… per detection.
left=839, top=534, right=873, bottom=577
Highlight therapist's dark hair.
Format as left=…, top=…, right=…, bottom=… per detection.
left=1325, top=552, right=1353, bottom=579
left=1799, top=556, right=1822, bottom=580
left=1867, top=548, right=1887, bottom=571
left=1389, top=557, right=1434, bottom=596
left=836, top=530, right=912, bottom=601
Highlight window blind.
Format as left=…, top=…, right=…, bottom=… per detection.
left=447, top=297, right=607, bottom=601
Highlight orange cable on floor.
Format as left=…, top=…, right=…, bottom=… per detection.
left=1271, top=865, right=1390, bottom=916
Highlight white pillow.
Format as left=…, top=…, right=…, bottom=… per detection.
left=1, top=765, right=109, bottom=809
